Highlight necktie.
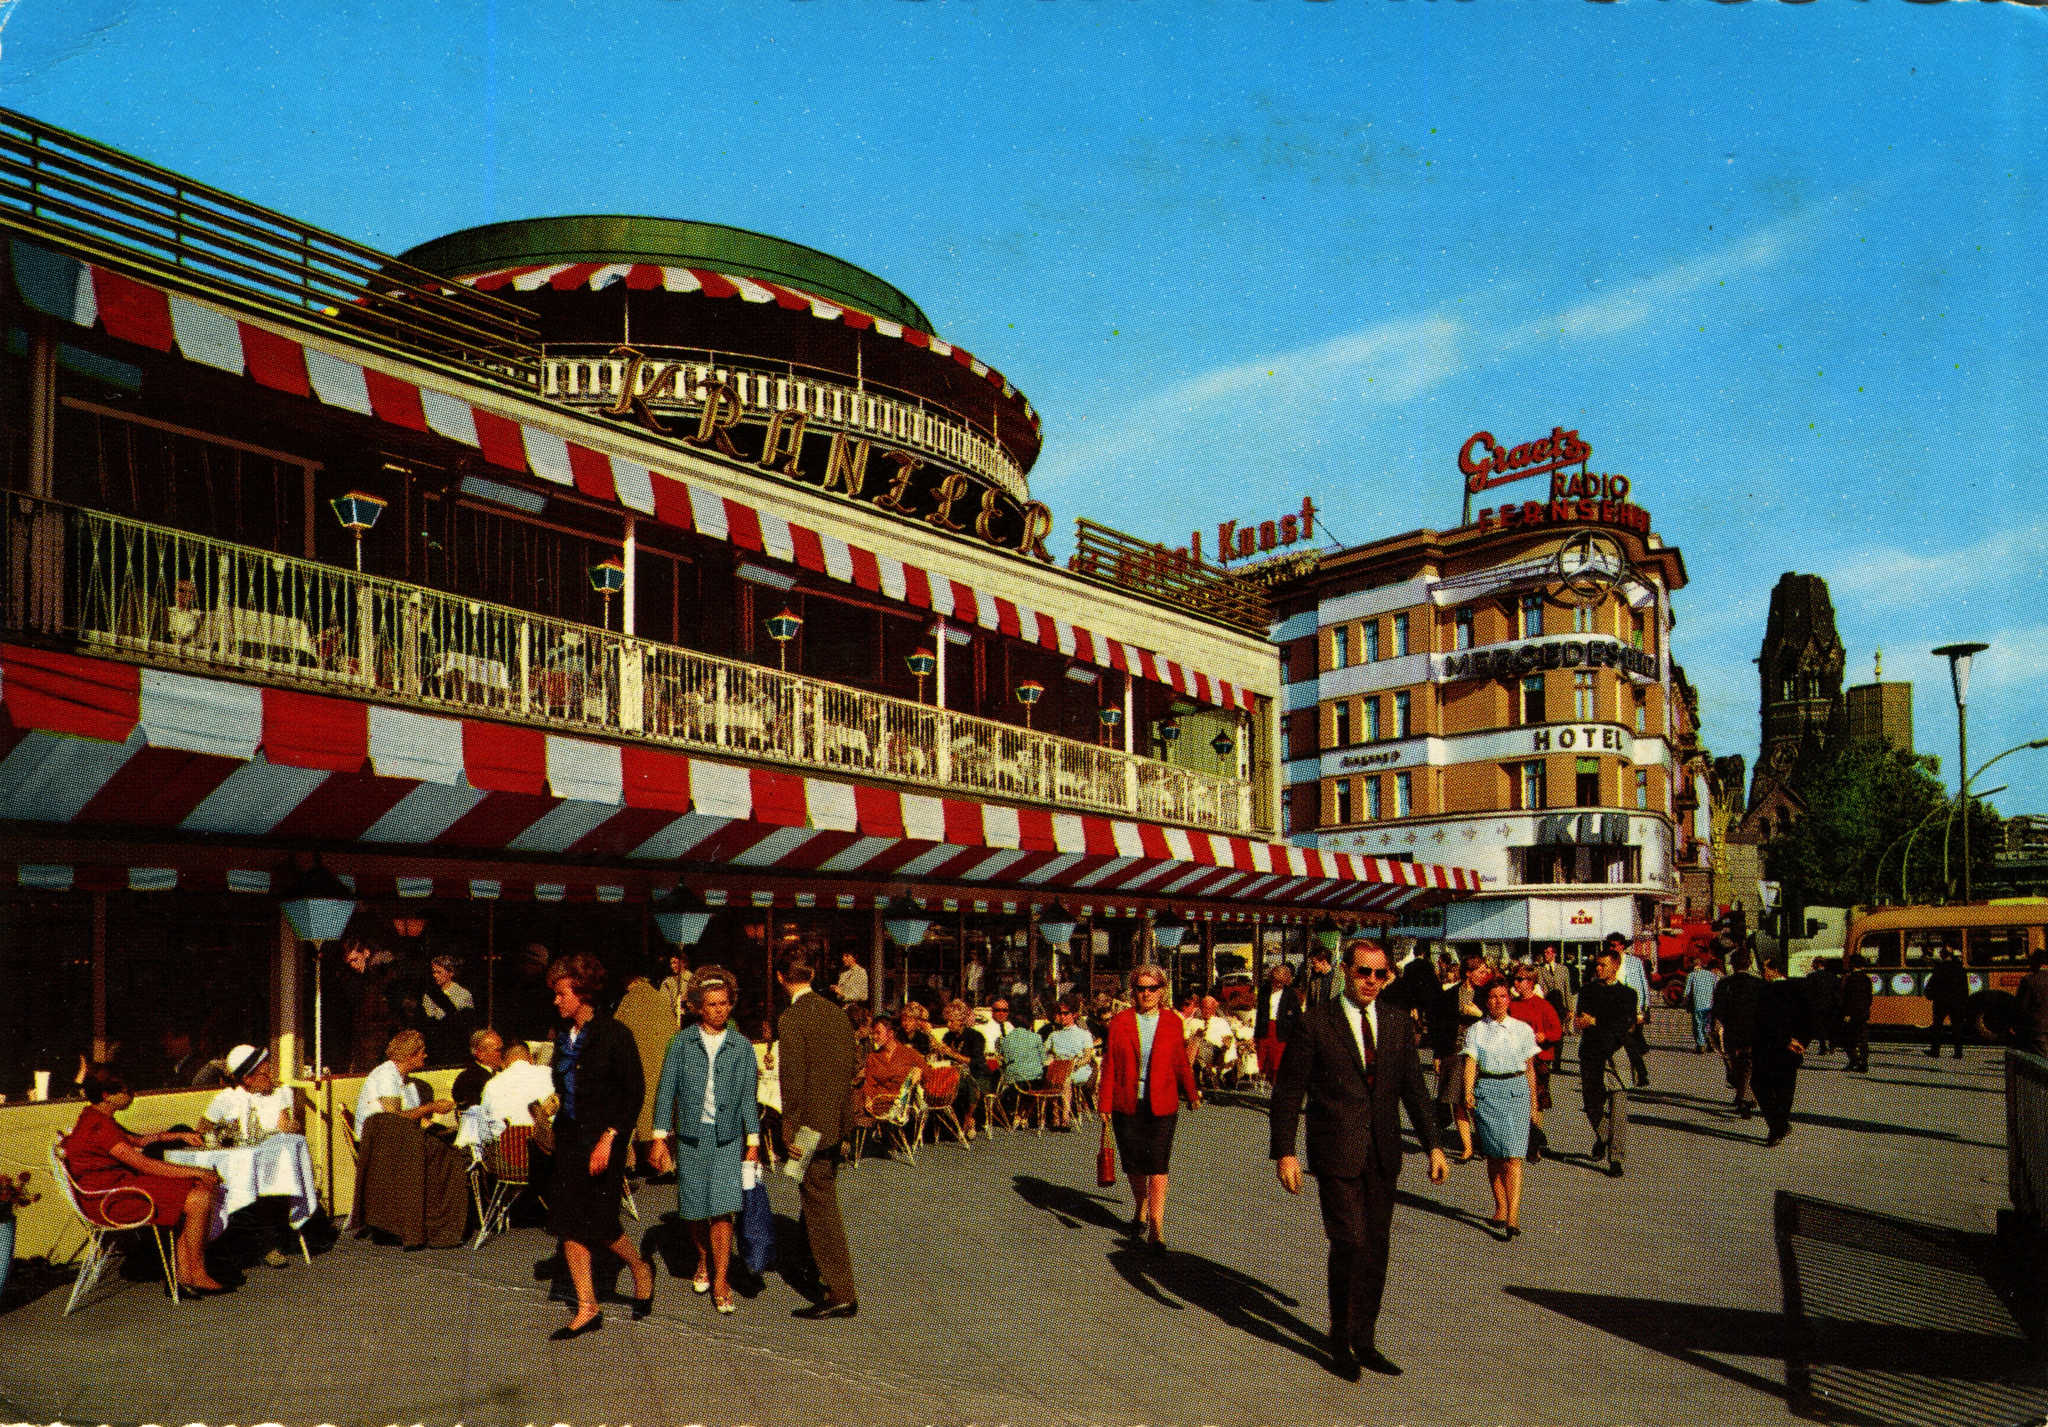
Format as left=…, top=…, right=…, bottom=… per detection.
left=1360, top=1008, right=1376, bottom=1086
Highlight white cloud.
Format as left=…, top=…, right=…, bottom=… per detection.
left=1824, top=525, right=2048, bottom=610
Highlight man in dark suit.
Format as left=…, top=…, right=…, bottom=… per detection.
left=1925, top=948, right=1970, bottom=1059
left=775, top=948, right=862, bottom=1320
left=1271, top=939, right=1448, bottom=1381
left=1302, top=946, right=1341, bottom=1010
left=1752, top=953, right=1811, bottom=1147
left=1254, top=963, right=1304, bottom=1084
left=1838, top=953, right=1874, bottom=1073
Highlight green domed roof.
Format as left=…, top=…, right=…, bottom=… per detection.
left=399, top=215, right=934, bottom=333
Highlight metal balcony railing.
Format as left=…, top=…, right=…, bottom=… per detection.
left=5, top=496, right=1255, bottom=834
left=0, top=107, right=540, bottom=387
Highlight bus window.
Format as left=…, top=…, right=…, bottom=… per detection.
left=1859, top=930, right=1901, bottom=968
left=1902, top=930, right=1956, bottom=967
left=1967, top=927, right=2028, bottom=968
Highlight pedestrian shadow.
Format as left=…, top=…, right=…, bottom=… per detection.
left=1828, top=1074, right=2003, bottom=1095
left=1201, top=1088, right=1272, bottom=1114
left=1012, top=1174, right=1130, bottom=1233
left=1393, top=1186, right=1514, bottom=1238
left=1104, top=1242, right=1327, bottom=1368
left=1785, top=1108, right=2002, bottom=1150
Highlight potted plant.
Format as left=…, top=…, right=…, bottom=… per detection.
left=0, top=1170, right=39, bottom=1302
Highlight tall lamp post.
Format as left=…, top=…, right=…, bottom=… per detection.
left=280, top=861, right=357, bottom=1218
left=329, top=491, right=386, bottom=572
left=1932, top=642, right=1989, bottom=904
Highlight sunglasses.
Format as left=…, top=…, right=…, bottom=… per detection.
left=1134, top=982, right=1164, bottom=992
left=1348, top=966, right=1395, bottom=981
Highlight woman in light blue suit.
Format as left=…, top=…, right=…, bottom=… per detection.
left=649, top=967, right=760, bottom=1313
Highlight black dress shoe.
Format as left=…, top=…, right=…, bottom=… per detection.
left=1607, top=1161, right=1624, bottom=1179
left=631, top=1292, right=655, bottom=1321
left=1356, top=1347, right=1403, bottom=1376
left=791, top=1298, right=859, bottom=1320
left=1328, top=1349, right=1362, bottom=1383
left=549, top=1312, right=604, bottom=1340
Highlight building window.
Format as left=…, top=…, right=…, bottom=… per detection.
left=1574, top=671, right=1596, bottom=721
left=1363, top=695, right=1381, bottom=742
left=1521, top=594, right=1544, bottom=639
left=1364, top=776, right=1382, bottom=821
left=1394, top=690, right=1412, bottom=739
left=1636, top=767, right=1650, bottom=809
left=1331, top=626, right=1349, bottom=669
left=1455, top=607, right=1474, bottom=650
left=1577, top=757, right=1601, bottom=808
left=1573, top=603, right=1594, bottom=634
left=1392, top=612, right=1410, bottom=658
left=1332, top=701, right=1350, bottom=749
left=1334, top=779, right=1352, bottom=825
left=1632, top=611, right=1645, bottom=650
left=1634, top=688, right=1647, bottom=734
left=1363, top=621, right=1380, bottom=663
left=1395, top=771, right=1413, bottom=818
left=1516, top=760, right=1547, bottom=811
left=1520, top=675, right=1545, bottom=725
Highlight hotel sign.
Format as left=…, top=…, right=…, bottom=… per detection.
left=1438, top=637, right=1657, bottom=683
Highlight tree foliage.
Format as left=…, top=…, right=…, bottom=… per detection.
left=1763, top=741, right=2002, bottom=910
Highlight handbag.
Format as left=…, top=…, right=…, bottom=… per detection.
left=1096, top=1116, right=1117, bottom=1188
left=738, top=1159, right=775, bottom=1275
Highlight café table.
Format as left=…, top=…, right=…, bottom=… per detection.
left=165, top=1131, right=319, bottom=1243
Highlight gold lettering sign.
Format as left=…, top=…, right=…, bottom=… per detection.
left=758, top=410, right=807, bottom=476
left=685, top=380, right=744, bottom=459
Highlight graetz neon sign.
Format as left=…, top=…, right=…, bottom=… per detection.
left=1459, top=427, right=1592, bottom=494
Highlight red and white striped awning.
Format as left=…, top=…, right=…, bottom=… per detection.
left=454, top=264, right=1035, bottom=425
left=0, top=645, right=1479, bottom=914
left=9, top=240, right=1252, bottom=713
left=2, top=861, right=635, bottom=902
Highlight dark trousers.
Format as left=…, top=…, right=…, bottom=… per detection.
left=1623, top=1023, right=1650, bottom=1084
left=1841, top=1015, right=1869, bottom=1071
left=1723, top=1043, right=1756, bottom=1108
left=794, top=1144, right=857, bottom=1305
left=1928, top=1003, right=1967, bottom=1056
left=1314, top=1167, right=1396, bottom=1356
left=1754, top=1052, right=1801, bottom=1138
left=1580, top=1049, right=1627, bottom=1163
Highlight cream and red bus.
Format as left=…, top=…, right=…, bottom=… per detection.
left=1842, top=902, right=2042, bottom=1039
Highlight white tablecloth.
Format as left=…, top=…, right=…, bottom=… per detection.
left=166, top=1133, right=319, bottom=1240
left=454, top=1104, right=490, bottom=1150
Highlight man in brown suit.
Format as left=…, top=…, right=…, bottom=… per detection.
left=776, top=948, right=861, bottom=1319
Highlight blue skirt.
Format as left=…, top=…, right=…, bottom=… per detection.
left=673, top=1130, right=746, bottom=1221
left=1472, top=1074, right=1531, bottom=1160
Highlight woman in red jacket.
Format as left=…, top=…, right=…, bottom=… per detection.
left=1096, top=964, right=1201, bottom=1254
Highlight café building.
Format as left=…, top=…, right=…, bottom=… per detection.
left=0, top=110, right=1477, bottom=1258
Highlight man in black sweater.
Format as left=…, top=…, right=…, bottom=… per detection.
left=1753, top=954, right=1811, bottom=1147
left=1572, top=945, right=1637, bottom=1178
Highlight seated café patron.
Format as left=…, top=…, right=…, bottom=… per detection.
left=351, top=1030, right=469, bottom=1250
left=480, top=1041, right=559, bottom=1141
left=860, top=1016, right=925, bottom=1114
left=61, top=1064, right=228, bottom=1295
left=199, top=1044, right=297, bottom=1137
left=452, top=1028, right=505, bottom=1112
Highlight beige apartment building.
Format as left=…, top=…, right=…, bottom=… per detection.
left=1264, top=512, right=1689, bottom=960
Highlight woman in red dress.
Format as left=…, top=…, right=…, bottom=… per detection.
left=61, top=1064, right=229, bottom=1295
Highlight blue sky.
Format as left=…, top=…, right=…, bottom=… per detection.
left=5, top=0, right=2044, bottom=817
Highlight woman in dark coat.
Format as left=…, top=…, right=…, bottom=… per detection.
left=545, top=953, right=655, bottom=1339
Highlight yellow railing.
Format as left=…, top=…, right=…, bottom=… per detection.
left=16, top=498, right=1254, bottom=833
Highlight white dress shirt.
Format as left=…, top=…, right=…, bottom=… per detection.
left=480, top=1058, right=559, bottom=1139
left=1337, top=995, right=1379, bottom=1070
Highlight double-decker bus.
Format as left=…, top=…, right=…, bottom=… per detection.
left=1842, top=903, right=2043, bottom=1039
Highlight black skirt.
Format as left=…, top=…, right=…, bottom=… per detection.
left=548, top=1118, right=629, bottom=1246
left=1111, top=1107, right=1178, bottom=1177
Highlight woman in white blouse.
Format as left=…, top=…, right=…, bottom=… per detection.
left=1460, top=979, right=1540, bottom=1240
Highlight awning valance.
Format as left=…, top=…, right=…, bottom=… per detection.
left=0, top=645, right=1479, bottom=915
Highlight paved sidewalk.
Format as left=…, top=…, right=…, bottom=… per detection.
left=2, top=1026, right=2038, bottom=1427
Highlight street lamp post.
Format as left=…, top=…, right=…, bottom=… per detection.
left=1932, top=642, right=1989, bottom=904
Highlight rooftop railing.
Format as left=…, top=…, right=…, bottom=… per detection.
left=5, top=496, right=1255, bottom=835
left=0, top=107, right=540, bottom=386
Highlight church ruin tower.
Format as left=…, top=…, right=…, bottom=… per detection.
left=1753, top=572, right=1846, bottom=804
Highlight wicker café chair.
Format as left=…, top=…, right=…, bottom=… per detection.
left=50, top=1136, right=181, bottom=1314
left=849, top=1078, right=921, bottom=1166
left=472, top=1123, right=537, bottom=1250
left=914, top=1065, right=970, bottom=1148
left=1011, top=1057, right=1075, bottom=1135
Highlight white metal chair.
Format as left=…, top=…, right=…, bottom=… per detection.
left=849, top=1078, right=921, bottom=1165
left=49, top=1135, right=180, bottom=1315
